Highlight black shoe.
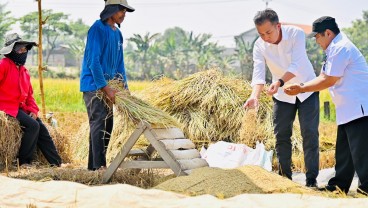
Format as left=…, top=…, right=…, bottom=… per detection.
left=357, top=188, right=368, bottom=196
left=306, top=178, right=318, bottom=188
left=318, top=184, right=337, bottom=192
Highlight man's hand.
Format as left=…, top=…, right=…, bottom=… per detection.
left=243, top=97, right=259, bottom=109
left=29, top=112, right=38, bottom=120
left=267, top=80, right=281, bottom=95
left=102, top=86, right=118, bottom=104
left=284, top=84, right=302, bottom=96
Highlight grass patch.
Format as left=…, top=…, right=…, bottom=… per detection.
left=319, top=89, right=336, bottom=122
left=31, top=79, right=153, bottom=113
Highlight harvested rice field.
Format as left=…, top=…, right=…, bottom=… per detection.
left=1, top=71, right=366, bottom=207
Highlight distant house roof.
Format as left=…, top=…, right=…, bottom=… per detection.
left=281, top=22, right=312, bottom=34
left=235, top=22, right=313, bottom=44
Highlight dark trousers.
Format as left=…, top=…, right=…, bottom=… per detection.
left=328, top=116, right=368, bottom=193
left=16, top=109, right=61, bottom=166
left=273, top=92, right=320, bottom=180
left=83, top=92, right=113, bottom=170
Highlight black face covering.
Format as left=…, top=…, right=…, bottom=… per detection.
left=5, top=49, right=28, bottom=66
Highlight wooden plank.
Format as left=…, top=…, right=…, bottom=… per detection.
left=170, top=149, right=201, bottom=160
left=178, top=158, right=208, bottom=170
left=119, top=161, right=169, bottom=169
left=150, top=128, right=185, bottom=140
left=160, top=139, right=196, bottom=150
left=128, top=149, right=148, bottom=157
left=144, top=129, right=187, bottom=176
left=184, top=169, right=192, bottom=175
left=102, top=122, right=147, bottom=183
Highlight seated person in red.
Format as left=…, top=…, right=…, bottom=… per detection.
left=0, top=33, right=62, bottom=166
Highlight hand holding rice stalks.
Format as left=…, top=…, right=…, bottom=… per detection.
left=98, top=79, right=180, bottom=128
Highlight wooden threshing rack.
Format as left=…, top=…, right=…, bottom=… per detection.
left=102, top=121, right=208, bottom=183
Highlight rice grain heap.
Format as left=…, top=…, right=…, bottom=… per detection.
left=0, top=111, right=22, bottom=169
left=155, top=165, right=316, bottom=198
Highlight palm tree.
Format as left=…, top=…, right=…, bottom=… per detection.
left=235, top=37, right=255, bottom=80
left=128, top=32, right=160, bottom=79
left=0, top=3, right=15, bottom=47
left=217, top=55, right=236, bottom=72
left=67, top=39, right=85, bottom=71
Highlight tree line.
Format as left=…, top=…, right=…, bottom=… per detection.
left=0, top=4, right=367, bottom=81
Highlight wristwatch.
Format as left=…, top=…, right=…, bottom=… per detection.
left=300, top=83, right=305, bottom=93
left=278, top=79, right=285, bottom=87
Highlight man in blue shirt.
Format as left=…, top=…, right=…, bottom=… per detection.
left=285, top=16, right=368, bottom=195
left=80, top=0, right=134, bottom=171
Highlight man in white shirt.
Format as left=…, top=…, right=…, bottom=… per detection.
left=243, top=9, right=320, bottom=187
left=284, top=16, right=368, bottom=195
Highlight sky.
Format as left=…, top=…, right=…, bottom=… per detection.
left=2, top=0, right=368, bottom=47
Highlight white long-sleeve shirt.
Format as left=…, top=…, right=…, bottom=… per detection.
left=323, top=33, right=368, bottom=125
left=251, top=25, right=316, bottom=103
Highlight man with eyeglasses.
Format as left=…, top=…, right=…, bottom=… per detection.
left=284, top=16, right=368, bottom=195
left=243, top=9, right=320, bottom=187
left=80, top=0, right=135, bottom=171
left=0, top=33, right=62, bottom=167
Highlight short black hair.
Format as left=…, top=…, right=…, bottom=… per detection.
left=253, top=9, right=279, bottom=25
left=330, top=27, right=340, bottom=35
left=319, top=27, right=340, bottom=36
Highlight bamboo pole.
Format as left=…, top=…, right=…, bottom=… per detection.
left=37, top=0, right=46, bottom=119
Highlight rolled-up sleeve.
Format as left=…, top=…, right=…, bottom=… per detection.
left=251, top=42, right=266, bottom=87
left=286, top=30, right=306, bottom=77
left=87, top=27, right=107, bottom=90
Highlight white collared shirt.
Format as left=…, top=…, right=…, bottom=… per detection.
left=323, top=33, right=368, bottom=125
left=251, top=25, right=316, bottom=104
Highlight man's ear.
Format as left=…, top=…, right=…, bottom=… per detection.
left=276, top=23, right=281, bottom=29
left=326, top=29, right=333, bottom=37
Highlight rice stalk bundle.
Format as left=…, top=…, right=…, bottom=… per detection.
left=103, top=80, right=181, bottom=160
left=99, top=79, right=180, bottom=129
left=71, top=117, right=148, bottom=164
left=106, top=114, right=151, bottom=163
left=35, top=122, right=73, bottom=164
left=71, top=121, right=90, bottom=164
left=73, top=80, right=180, bottom=163
left=238, top=109, right=275, bottom=149
left=0, top=111, right=22, bottom=168
left=140, top=69, right=273, bottom=146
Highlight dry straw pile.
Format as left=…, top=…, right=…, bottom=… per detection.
left=35, top=123, right=73, bottom=164
left=72, top=70, right=331, bottom=171
left=9, top=166, right=166, bottom=188
left=71, top=121, right=90, bottom=164
left=104, top=79, right=181, bottom=162
left=72, top=79, right=181, bottom=163
left=0, top=110, right=71, bottom=169
left=101, top=79, right=180, bottom=128
left=0, top=111, right=22, bottom=169
left=140, top=69, right=273, bottom=148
